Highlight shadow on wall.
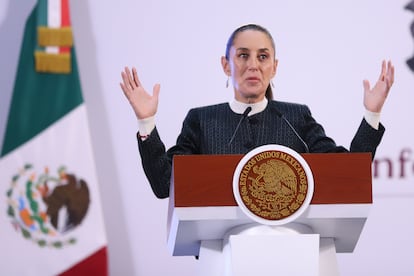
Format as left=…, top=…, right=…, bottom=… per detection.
left=406, top=0, right=414, bottom=72
left=69, top=1, right=137, bottom=275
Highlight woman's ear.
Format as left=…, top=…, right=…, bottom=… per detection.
left=272, top=59, right=278, bottom=78
left=221, top=56, right=231, bottom=76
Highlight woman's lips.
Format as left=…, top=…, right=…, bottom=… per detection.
left=246, top=77, right=260, bottom=83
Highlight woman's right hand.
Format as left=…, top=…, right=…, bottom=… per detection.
left=120, top=66, right=160, bottom=120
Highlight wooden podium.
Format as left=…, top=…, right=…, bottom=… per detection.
left=167, top=153, right=372, bottom=275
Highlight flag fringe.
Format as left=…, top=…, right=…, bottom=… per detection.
left=37, top=26, right=73, bottom=47
left=34, top=51, right=71, bottom=74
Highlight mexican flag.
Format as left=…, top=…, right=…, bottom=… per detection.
left=0, top=0, right=108, bottom=275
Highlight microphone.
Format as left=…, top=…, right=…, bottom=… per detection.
left=228, top=106, right=252, bottom=145
left=274, top=108, right=310, bottom=153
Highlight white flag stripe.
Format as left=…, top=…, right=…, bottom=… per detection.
left=46, top=0, right=61, bottom=54
left=0, top=105, right=106, bottom=275
left=47, top=0, right=61, bottom=27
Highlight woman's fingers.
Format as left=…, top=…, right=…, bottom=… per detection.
left=378, top=60, right=395, bottom=89
left=379, top=60, right=386, bottom=82
left=124, top=67, right=136, bottom=89
left=132, top=67, right=142, bottom=87
left=386, top=60, right=395, bottom=88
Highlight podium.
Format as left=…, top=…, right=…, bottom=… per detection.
left=167, top=153, right=372, bottom=275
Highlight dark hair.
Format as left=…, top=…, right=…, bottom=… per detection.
left=225, top=24, right=276, bottom=100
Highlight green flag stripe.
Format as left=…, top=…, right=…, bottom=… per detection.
left=36, top=0, right=47, bottom=52
left=37, top=0, right=47, bottom=26
left=1, top=5, right=83, bottom=157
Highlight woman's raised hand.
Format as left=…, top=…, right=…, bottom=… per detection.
left=363, top=60, right=395, bottom=113
left=120, top=66, right=160, bottom=119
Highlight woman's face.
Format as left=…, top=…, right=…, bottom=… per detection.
left=222, top=30, right=278, bottom=103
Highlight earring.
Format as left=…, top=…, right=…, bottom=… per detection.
left=271, top=80, right=275, bottom=88
left=226, top=77, right=229, bottom=88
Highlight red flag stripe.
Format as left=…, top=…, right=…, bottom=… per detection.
left=61, top=0, right=70, bottom=26
left=60, top=0, right=70, bottom=53
left=59, top=246, right=108, bottom=276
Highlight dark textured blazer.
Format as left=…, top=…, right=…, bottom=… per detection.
left=138, top=100, right=385, bottom=198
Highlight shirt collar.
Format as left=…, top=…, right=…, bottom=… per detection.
left=229, top=98, right=268, bottom=116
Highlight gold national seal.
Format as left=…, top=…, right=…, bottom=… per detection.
left=237, top=150, right=309, bottom=221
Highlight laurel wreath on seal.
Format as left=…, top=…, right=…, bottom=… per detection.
left=5, top=163, right=77, bottom=248
left=241, top=159, right=307, bottom=219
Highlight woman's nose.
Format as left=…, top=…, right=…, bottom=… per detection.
left=247, top=57, right=258, bottom=70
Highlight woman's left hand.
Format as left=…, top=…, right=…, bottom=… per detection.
left=363, top=60, right=395, bottom=113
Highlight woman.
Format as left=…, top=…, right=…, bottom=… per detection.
left=120, top=24, right=394, bottom=199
